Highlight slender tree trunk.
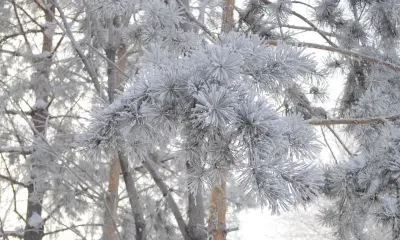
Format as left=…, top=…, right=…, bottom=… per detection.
left=103, top=18, right=120, bottom=240
left=208, top=179, right=227, bottom=240
left=24, top=2, right=54, bottom=240
left=103, top=155, right=120, bottom=240
left=187, top=163, right=206, bottom=240
left=118, top=151, right=146, bottom=240
left=207, top=1, right=234, bottom=239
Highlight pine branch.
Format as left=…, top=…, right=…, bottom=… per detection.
left=289, top=10, right=338, bottom=47
left=266, top=40, right=400, bottom=72
left=14, top=2, right=44, bottom=29
left=306, top=115, right=400, bottom=126
left=269, top=23, right=335, bottom=37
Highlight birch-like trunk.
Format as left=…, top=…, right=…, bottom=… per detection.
left=24, top=2, right=54, bottom=240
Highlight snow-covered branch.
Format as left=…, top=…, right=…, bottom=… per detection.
left=306, top=115, right=400, bottom=126
left=266, top=40, right=400, bottom=72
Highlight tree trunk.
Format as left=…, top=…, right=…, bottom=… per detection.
left=103, top=155, right=121, bottom=240
left=187, top=163, right=206, bottom=240
left=207, top=180, right=227, bottom=240
left=221, top=0, right=235, bottom=33
left=118, top=151, right=146, bottom=240
left=103, top=18, right=120, bottom=240
left=24, top=2, right=54, bottom=240
left=206, top=1, right=234, bottom=240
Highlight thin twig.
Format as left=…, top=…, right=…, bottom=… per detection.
left=326, top=125, right=354, bottom=156
left=50, top=0, right=106, bottom=101
left=320, top=126, right=338, bottom=164
left=175, top=0, right=216, bottom=42
left=87, top=44, right=130, bottom=79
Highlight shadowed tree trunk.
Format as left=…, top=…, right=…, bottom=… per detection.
left=24, top=1, right=54, bottom=240
left=187, top=162, right=206, bottom=240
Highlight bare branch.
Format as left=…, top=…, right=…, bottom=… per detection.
left=320, top=127, right=338, bottom=164
left=175, top=0, right=216, bottom=42
left=0, top=230, right=24, bottom=239
left=142, top=154, right=192, bottom=240
left=266, top=40, right=400, bottom=72
left=0, top=29, right=43, bottom=45
left=306, top=115, right=400, bottom=126
left=0, top=173, right=28, bottom=187
left=0, top=146, right=34, bottom=155
left=49, top=0, right=106, bottom=101
left=259, top=0, right=338, bottom=47
left=43, top=224, right=102, bottom=236
left=87, top=44, right=130, bottom=80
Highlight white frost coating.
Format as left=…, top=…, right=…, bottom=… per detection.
left=44, top=21, right=56, bottom=39
left=28, top=212, right=43, bottom=229
left=380, top=195, right=398, bottom=216
left=33, top=99, right=47, bottom=109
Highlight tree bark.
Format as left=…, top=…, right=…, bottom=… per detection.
left=24, top=2, right=54, bottom=240
left=103, top=17, right=120, bottom=240
left=207, top=180, right=227, bottom=240
left=103, top=155, right=120, bottom=240
left=118, top=151, right=146, bottom=240
left=187, top=163, right=206, bottom=240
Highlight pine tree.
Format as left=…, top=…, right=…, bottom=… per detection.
left=3, top=0, right=400, bottom=239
